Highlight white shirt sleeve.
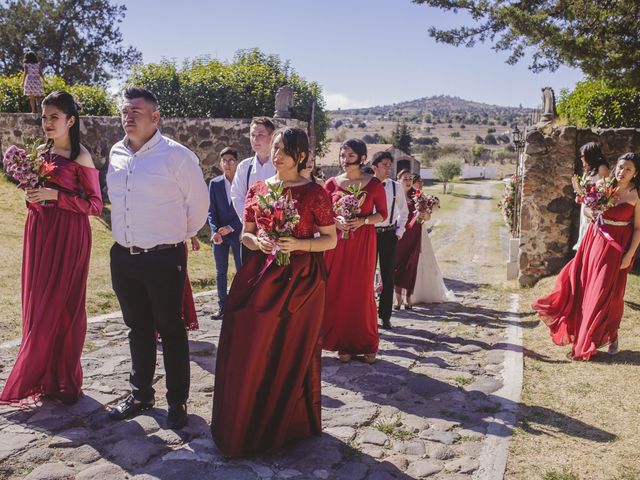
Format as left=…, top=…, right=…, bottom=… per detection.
left=395, top=186, right=409, bottom=239
left=177, top=152, right=210, bottom=238
left=230, top=159, right=250, bottom=221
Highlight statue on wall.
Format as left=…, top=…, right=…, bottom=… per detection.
left=274, top=85, right=294, bottom=119
left=540, top=86, right=557, bottom=122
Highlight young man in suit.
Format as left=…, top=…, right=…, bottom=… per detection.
left=208, top=147, right=242, bottom=319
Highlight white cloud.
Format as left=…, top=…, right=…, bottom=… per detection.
left=324, top=91, right=370, bottom=110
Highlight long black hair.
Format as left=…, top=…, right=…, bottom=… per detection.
left=614, top=152, right=640, bottom=191
left=23, top=51, right=38, bottom=64
left=272, top=127, right=309, bottom=172
left=579, top=142, right=608, bottom=175
left=42, top=91, right=81, bottom=161
left=340, top=138, right=367, bottom=166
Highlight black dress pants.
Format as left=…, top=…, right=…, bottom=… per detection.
left=110, top=244, right=189, bottom=405
left=376, top=230, right=398, bottom=322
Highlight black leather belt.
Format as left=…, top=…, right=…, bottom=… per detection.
left=376, top=225, right=397, bottom=233
left=116, top=243, right=180, bottom=255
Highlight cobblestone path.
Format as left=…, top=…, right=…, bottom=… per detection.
left=0, top=180, right=521, bottom=480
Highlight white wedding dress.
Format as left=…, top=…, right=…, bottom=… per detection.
left=411, top=228, right=456, bottom=304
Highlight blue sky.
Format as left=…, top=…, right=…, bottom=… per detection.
left=118, top=0, right=584, bottom=109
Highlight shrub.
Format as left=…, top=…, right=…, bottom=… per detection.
left=558, top=79, right=640, bottom=128
left=69, top=85, right=118, bottom=116
left=475, top=135, right=484, bottom=144
left=127, top=49, right=330, bottom=154
left=450, top=131, right=461, bottom=138
left=487, top=127, right=496, bottom=133
left=0, top=74, right=117, bottom=116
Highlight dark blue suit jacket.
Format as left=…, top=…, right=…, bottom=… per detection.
left=208, top=175, right=242, bottom=240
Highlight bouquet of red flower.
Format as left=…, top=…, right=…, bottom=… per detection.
left=3, top=142, right=55, bottom=192
left=574, top=175, right=618, bottom=220
left=252, top=181, right=300, bottom=266
left=412, top=190, right=439, bottom=224
left=333, top=183, right=366, bottom=239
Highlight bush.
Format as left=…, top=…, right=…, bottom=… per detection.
left=475, top=135, right=484, bottom=144
left=450, top=131, right=461, bottom=138
left=127, top=49, right=331, bottom=154
left=433, top=156, right=462, bottom=193
left=487, top=127, right=496, bottom=133
left=558, top=79, right=640, bottom=128
left=0, top=74, right=117, bottom=116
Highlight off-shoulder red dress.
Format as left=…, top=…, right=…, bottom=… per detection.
left=0, top=153, right=103, bottom=404
left=533, top=202, right=635, bottom=360
left=322, top=177, right=388, bottom=355
left=211, top=181, right=335, bottom=457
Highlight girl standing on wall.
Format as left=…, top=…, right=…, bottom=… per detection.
left=22, top=51, right=46, bottom=114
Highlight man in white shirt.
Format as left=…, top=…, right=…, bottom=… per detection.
left=372, top=151, right=409, bottom=330
left=229, top=117, right=275, bottom=263
left=106, top=87, right=209, bottom=430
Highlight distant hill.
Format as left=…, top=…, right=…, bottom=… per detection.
left=331, top=95, right=533, bottom=126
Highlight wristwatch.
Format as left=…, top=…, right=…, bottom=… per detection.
left=364, top=217, right=370, bottom=225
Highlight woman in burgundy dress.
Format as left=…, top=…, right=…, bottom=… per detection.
left=394, top=169, right=429, bottom=309
left=323, top=139, right=388, bottom=364
left=211, top=127, right=337, bottom=457
left=0, top=91, right=102, bottom=404
left=533, top=153, right=640, bottom=360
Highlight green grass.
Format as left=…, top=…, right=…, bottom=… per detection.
left=373, top=413, right=415, bottom=441
left=453, top=376, right=474, bottom=388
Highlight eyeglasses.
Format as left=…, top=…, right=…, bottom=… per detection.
left=221, top=159, right=237, bottom=164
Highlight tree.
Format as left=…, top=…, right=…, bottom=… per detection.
left=0, top=0, right=141, bottom=85
left=391, top=121, right=413, bottom=153
left=412, top=0, right=640, bottom=88
left=433, top=156, right=462, bottom=194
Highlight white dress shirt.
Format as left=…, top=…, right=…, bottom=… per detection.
left=224, top=176, right=232, bottom=205
left=107, top=130, right=209, bottom=249
left=230, top=155, right=275, bottom=220
left=375, top=179, right=409, bottom=239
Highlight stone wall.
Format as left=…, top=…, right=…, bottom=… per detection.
left=0, top=113, right=305, bottom=180
left=518, top=125, right=640, bottom=286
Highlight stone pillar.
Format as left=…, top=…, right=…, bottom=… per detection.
left=518, top=126, right=577, bottom=286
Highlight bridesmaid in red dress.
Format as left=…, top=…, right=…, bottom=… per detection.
left=533, top=153, right=640, bottom=360
left=211, top=127, right=337, bottom=457
left=0, top=91, right=102, bottom=404
left=394, top=169, right=430, bottom=309
left=323, top=139, right=388, bottom=364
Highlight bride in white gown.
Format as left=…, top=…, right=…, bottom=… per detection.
left=411, top=176, right=456, bottom=304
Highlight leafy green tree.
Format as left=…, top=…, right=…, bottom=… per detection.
left=127, top=49, right=330, bottom=154
left=433, top=156, right=462, bottom=194
left=391, top=121, right=413, bottom=153
left=558, top=79, right=640, bottom=128
left=0, top=0, right=141, bottom=84
left=412, top=0, right=640, bottom=88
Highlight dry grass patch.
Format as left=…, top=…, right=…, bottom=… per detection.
left=505, top=275, right=640, bottom=479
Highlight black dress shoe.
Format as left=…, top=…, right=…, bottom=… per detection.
left=211, top=308, right=224, bottom=320
left=167, top=403, right=188, bottom=429
left=108, top=394, right=154, bottom=421
left=381, top=321, right=393, bottom=330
